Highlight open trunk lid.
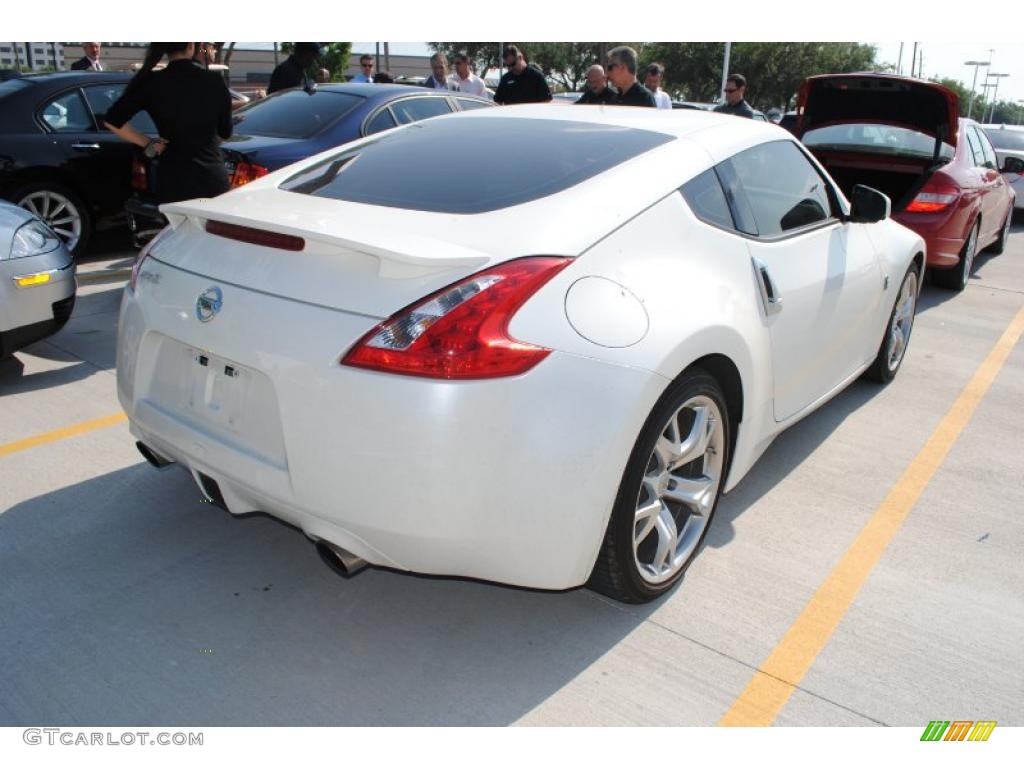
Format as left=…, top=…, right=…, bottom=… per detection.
left=796, top=74, right=959, bottom=147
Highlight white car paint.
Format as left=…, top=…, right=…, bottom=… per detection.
left=116, top=106, right=924, bottom=592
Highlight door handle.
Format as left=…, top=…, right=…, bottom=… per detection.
left=752, top=258, right=783, bottom=315
left=71, top=143, right=101, bottom=150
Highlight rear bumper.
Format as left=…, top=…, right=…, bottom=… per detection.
left=894, top=204, right=972, bottom=270
left=116, top=275, right=668, bottom=591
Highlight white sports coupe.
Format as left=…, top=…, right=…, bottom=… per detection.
left=117, top=106, right=924, bottom=603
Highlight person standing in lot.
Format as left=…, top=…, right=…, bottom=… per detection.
left=104, top=42, right=232, bottom=204
left=351, top=54, right=374, bottom=83
left=575, top=64, right=616, bottom=105
left=494, top=45, right=552, bottom=105
left=70, top=42, right=103, bottom=71
left=423, top=53, right=455, bottom=90
left=450, top=54, right=486, bottom=96
left=644, top=63, right=672, bottom=109
left=267, top=42, right=320, bottom=94
left=606, top=47, right=656, bottom=108
left=714, top=73, right=755, bottom=118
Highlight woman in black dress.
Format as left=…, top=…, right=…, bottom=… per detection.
left=105, top=42, right=232, bottom=203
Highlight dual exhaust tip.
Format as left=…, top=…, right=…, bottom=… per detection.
left=137, top=440, right=368, bottom=577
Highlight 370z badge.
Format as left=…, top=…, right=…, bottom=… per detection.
left=196, top=286, right=223, bottom=322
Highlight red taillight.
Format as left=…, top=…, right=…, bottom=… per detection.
left=905, top=182, right=960, bottom=213
left=131, top=157, right=147, bottom=192
left=205, top=220, right=305, bottom=251
left=230, top=161, right=270, bottom=187
left=342, top=256, right=573, bottom=380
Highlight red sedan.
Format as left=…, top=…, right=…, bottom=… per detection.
left=796, top=74, right=1015, bottom=291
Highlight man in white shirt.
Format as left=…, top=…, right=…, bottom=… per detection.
left=450, top=54, right=486, bottom=97
left=70, top=42, right=103, bottom=71
left=644, top=63, right=672, bottom=110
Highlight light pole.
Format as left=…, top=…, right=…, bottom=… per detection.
left=1017, top=99, right=1024, bottom=126
left=964, top=60, right=990, bottom=119
left=985, top=74, right=1010, bottom=123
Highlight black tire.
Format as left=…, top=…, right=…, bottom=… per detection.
left=932, top=219, right=978, bottom=291
left=864, top=262, right=920, bottom=383
left=588, top=368, right=731, bottom=604
left=986, top=208, right=1012, bottom=255
left=10, top=180, right=92, bottom=258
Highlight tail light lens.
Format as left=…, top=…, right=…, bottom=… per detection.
left=905, top=181, right=960, bottom=213
left=131, top=157, right=147, bottom=192
left=231, top=161, right=270, bottom=188
left=342, top=256, right=573, bottom=380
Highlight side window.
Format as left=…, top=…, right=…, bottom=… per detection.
left=83, top=84, right=156, bottom=134
left=40, top=90, right=93, bottom=132
left=680, top=168, right=734, bottom=231
left=390, top=97, right=452, bottom=125
left=964, top=128, right=985, bottom=168
left=364, top=108, right=397, bottom=136
left=727, top=140, right=834, bottom=238
left=973, top=127, right=998, bottom=170
left=456, top=97, right=490, bottom=112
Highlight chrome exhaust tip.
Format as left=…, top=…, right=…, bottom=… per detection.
left=136, top=441, right=175, bottom=470
left=316, top=540, right=368, bottom=577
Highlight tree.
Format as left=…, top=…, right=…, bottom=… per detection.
left=645, top=42, right=877, bottom=108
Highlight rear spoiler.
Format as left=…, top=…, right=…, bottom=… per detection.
left=160, top=200, right=491, bottom=272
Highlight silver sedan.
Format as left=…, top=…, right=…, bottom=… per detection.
left=0, top=200, right=76, bottom=357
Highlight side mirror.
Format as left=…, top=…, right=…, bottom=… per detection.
left=1002, top=156, right=1024, bottom=174
left=849, top=184, right=890, bottom=223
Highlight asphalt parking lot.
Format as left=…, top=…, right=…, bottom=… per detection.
left=1, top=219, right=1022, bottom=727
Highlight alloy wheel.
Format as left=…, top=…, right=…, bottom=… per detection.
left=633, top=395, right=725, bottom=585
left=18, top=190, right=82, bottom=253
left=886, top=269, right=918, bottom=372
left=960, top=223, right=979, bottom=289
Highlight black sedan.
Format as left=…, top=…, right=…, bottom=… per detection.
left=0, top=72, right=156, bottom=256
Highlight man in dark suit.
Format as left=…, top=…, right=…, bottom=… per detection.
left=268, top=42, right=320, bottom=94
left=70, top=42, right=103, bottom=71
left=422, top=53, right=454, bottom=91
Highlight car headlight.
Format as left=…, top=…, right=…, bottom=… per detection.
left=8, top=220, right=61, bottom=260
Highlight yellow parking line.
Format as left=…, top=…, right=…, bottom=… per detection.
left=0, top=412, right=128, bottom=458
left=720, top=303, right=1024, bottom=727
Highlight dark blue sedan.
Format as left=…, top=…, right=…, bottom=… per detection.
left=222, top=83, right=493, bottom=183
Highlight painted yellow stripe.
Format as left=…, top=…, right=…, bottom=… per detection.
left=720, top=303, right=1024, bottom=727
left=0, top=412, right=128, bottom=458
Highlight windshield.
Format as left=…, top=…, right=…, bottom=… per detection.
left=232, top=90, right=365, bottom=139
left=802, top=123, right=954, bottom=161
left=982, top=128, right=1024, bottom=152
left=280, top=117, right=674, bottom=214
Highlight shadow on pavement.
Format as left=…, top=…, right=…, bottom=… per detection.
left=0, top=462, right=656, bottom=726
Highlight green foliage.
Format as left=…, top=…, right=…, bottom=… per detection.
left=646, top=42, right=877, bottom=108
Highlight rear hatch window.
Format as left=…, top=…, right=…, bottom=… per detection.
left=232, top=90, right=365, bottom=139
left=803, top=123, right=954, bottom=162
left=279, top=116, right=673, bottom=213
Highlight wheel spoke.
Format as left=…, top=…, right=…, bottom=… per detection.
left=652, top=506, right=680, bottom=572
left=662, top=475, right=716, bottom=514
left=49, top=200, right=68, bottom=219
left=654, top=435, right=681, bottom=470
left=53, top=227, right=75, bottom=239
left=50, top=215, right=76, bottom=226
left=42, top=192, right=53, bottom=218
left=676, top=406, right=711, bottom=467
left=634, top=498, right=661, bottom=547
left=24, top=197, right=42, bottom=217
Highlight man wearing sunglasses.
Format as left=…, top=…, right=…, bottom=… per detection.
left=351, top=54, right=375, bottom=83
left=606, top=46, right=656, bottom=108
left=714, top=73, right=755, bottom=118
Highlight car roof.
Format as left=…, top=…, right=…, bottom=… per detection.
left=12, top=71, right=132, bottom=86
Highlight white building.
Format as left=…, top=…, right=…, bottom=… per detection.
left=1, top=43, right=65, bottom=71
